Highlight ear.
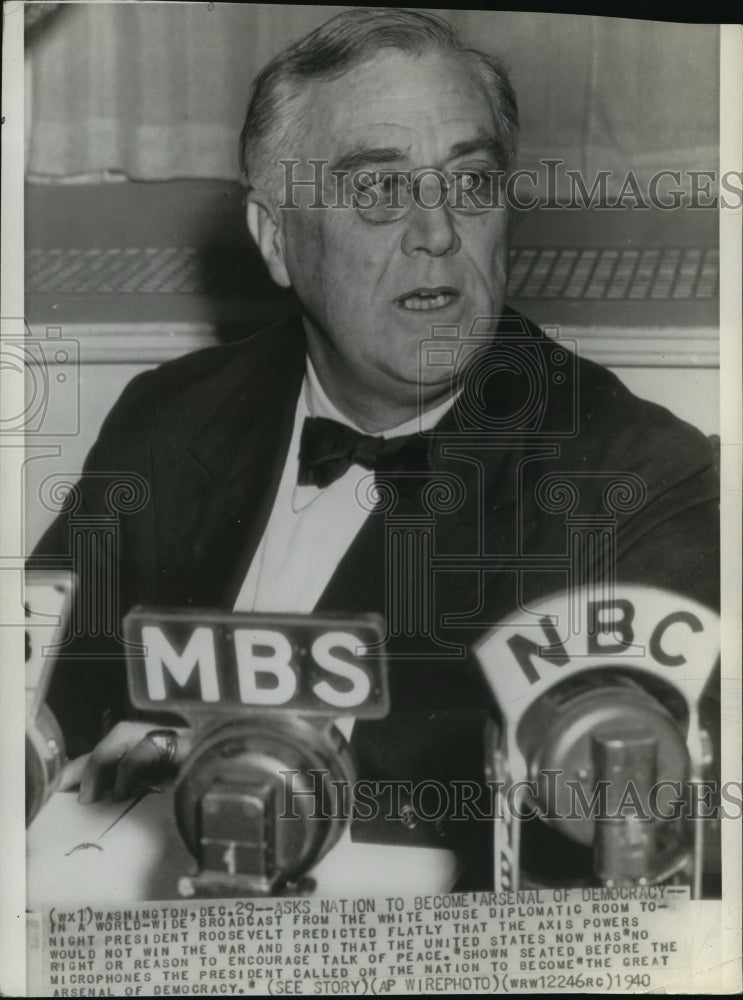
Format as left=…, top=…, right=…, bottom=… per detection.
left=246, top=195, right=291, bottom=289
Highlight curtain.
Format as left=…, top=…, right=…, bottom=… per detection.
left=25, top=4, right=719, bottom=191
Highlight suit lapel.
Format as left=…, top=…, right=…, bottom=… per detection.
left=150, top=318, right=306, bottom=608
left=147, top=308, right=555, bottom=620
left=315, top=310, right=556, bottom=637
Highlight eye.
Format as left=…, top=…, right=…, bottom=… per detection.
left=351, top=170, right=409, bottom=224
left=368, top=170, right=407, bottom=202
left=463, top=168, right=485, bottom=184
left=453, top=167, right=492, bottom=190
left=449, top=166, right=501, bottom=212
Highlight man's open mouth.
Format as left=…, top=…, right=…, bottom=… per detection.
left=396, top=287, right=459, bottom=312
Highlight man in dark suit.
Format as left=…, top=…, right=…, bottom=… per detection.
left=34, top=9, right=719, bottom=887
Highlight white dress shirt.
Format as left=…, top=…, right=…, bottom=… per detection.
left=232, top=361, right=462, bottom=892
left=234, top=359, right=456, bottom=615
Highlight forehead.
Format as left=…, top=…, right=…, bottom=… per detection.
left=298, top=50, right=497, bottom=161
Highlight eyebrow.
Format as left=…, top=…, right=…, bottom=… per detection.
left=331, top=147, right=406, bottom=174
left=448, top=136, right=503, bottom=163
left=330, top=136, right=504, bottom=176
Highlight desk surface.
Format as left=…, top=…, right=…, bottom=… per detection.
left=27, top=790, right=460, bottom=906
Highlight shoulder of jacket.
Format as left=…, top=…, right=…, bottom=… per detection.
left=89, top=318, right=304, bottom=462
left=104, top=317, right=303, bottom=416
left=500, top=308, right=715, bottom=480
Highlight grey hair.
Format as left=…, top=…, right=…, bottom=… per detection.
left=239, top=8, right=519, bottom=197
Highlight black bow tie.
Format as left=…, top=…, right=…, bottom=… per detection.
left=298, top=416, right=433, bottom=489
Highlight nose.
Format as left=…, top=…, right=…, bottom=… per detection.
left=400, top=198, right=461, bottom=258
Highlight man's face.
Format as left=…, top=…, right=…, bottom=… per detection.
left=267, top=50, right=509, bottom=428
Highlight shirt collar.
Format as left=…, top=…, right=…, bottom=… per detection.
left=305, top=356, right=458, bottom=437
left=292, top=358, right=459, bottom=512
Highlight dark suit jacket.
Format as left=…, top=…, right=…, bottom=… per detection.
left=32, top=309, right=720, bottom=881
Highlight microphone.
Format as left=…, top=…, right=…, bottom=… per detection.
left=123, top=606, right=388, bottom=898
left=473, top=584, right=719, bottom=896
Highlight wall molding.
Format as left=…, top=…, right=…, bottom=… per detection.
left=30, top=321, right=720, bottom=370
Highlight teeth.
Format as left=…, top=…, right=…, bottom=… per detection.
left=400, top=292, right=455, bottom=311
